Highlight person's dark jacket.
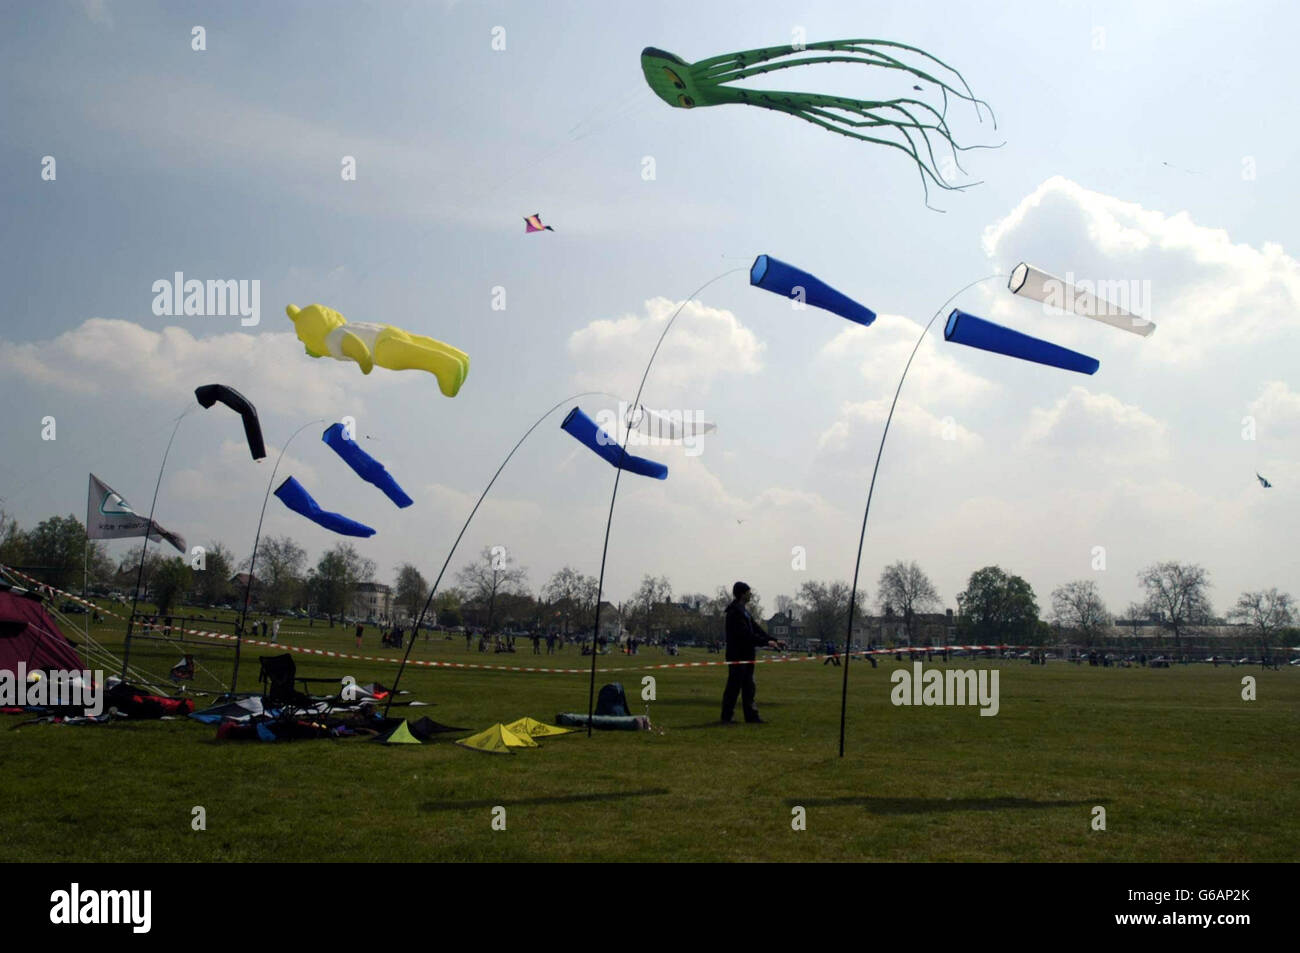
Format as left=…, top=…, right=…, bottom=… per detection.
left=724, top=599, right=770, bottom=661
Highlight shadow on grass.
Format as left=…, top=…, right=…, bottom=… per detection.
left=421, top=788, right=671, bottom=812
left=784, top=796, right=1106, bottom=815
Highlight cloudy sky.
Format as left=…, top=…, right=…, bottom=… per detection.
left=2, top=0, right=1296, bottom=618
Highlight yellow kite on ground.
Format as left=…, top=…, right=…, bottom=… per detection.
left=455, top=723, right=538, bottom=755
left=285, top=303, right=469, bottom=397
left=505, top=716, right=574, bottom=738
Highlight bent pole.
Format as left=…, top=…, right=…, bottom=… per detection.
left=231, top=418, right=324, bottom=696
left=839, top=274, right=1003, bottom=757
left=382, top=390, right=623, bottom=720
left=586, top=268, right=744, bottom=736
left=123, top=405, right=194, bottom=679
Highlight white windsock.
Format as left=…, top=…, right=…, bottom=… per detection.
left=626, top=404, right=717, bottom=440
left=1008, top=262, right=1155, bottom=337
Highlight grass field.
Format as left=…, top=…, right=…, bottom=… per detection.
left=3, top=606, right=1297, bottom=862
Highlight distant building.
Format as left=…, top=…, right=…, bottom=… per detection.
left=766, top=610, right=805, bottom=644
left=228, top=573, right=262, bottom=605
left=352, top=582, right=393, bottom=621
left=868, top=608, right=957, bottom=646
left=597, top=601, right=624, bottom=640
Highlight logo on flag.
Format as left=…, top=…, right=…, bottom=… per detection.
left=86, top=474, right=187, bottom=553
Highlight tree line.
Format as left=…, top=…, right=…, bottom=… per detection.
left=1, top=511, right=1294, bottom=643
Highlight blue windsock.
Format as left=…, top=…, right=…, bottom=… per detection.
left=749, top=254, right=876, bottom=327
left=943, top=309, right=1099, bottom=375
left=322, top=423, right=413, bottom=508
left=274, top=476, right=376, bottom=537
left=561, top=407, right=668, bottom=480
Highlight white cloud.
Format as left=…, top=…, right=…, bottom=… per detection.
left=819, top=398, right=982, bottom=455
left=568, top=297, right=765, bottom=392
left=821, top=313, right=998, bottom=406
left=982, top=176, right=1300, bottom=362
left=1248, top=380, right=1300, bottom=440
left=0, top=317, right=386, bottom=418
left=1023, top=386, right=1168, bottom=465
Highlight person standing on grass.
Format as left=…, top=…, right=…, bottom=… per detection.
left=271, top=618, right=280, bottom=643
left=355, top=621, right=363, bottom=648
left=721, top=581, right=784, bottom=724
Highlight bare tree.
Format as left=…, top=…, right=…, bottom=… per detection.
left=877, top=561, right=941, bottom=643
left=245, top=536, right=306, bottom=612
left=456, top=546, right=528, bottom=634
left=1051, top=580, right=1112, bottom=645
left=629, top=574, right=673, bottom=642
left=1138, top=562, right=1212, bottom=649
left=1227, top=588, right=1295, bottom=640
left=543, top=566, right=597, bottom=637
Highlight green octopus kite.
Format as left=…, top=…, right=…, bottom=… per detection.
left=641, top=39, right=998, bottom=206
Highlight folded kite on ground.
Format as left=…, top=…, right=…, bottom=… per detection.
left=194, top=384, right=267, bottom=460
left=456, top=723, right=537, bottom=754
left=750, top=254, right=877, bottom=327
left=273, top=476, right=376, bottom=538
left=322, top=423, right=413, bottom=508
left=561, top=407, right=668, bottom=480
left=504, top=716, right=574, bottom=738
left=285, top=303, right=469, bottom=398
left=944, top=309, right=1099, bottom=375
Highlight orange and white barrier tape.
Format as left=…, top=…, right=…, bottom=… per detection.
left=1, top=564, right=1026, bottom=676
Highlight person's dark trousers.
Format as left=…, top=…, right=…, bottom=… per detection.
left=721, top=663, right=759, bottom=722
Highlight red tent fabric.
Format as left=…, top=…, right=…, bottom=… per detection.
left=0, top=586, right=84, bottom=674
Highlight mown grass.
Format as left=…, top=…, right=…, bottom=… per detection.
left=3, top=607, right=1296, bottom=862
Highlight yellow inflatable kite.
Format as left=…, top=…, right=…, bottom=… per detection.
left=285, top=303, right=469, bottom=397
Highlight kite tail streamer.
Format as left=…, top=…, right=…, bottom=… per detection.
left=838, top=275, right=1003, bottom=757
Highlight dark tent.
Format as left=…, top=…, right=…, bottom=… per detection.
left=0, top=585, right=83, bottom=674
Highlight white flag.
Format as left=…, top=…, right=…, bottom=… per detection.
left=86, top=474, right=186, bottom=553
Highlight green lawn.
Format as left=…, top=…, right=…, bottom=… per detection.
left=4, top=607, right=1297, bottom=862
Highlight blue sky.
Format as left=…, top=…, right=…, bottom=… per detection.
left=2, top=0, right=1297, bottom=618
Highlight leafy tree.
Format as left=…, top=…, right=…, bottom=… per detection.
left=246, top=536, right=306, bottom=612
left=432, top=588, right=463, bottom=628
left=307, top=543, right=376, bottom=625
left=194, top=541, right=235, bottom=605
left=1227, top=588, right=1295, bottom=641
left=151, top=557, right=194, bottom=616
left=956, top=566, right=1039, bottom=644
left=1050, top=579, right=1112, bottom=645
left=21, top=515, right=92, bottom=590
left=1138, top=561, right=1212, bottom=649
left=394, top=563, right=429, bottom=622
left=877, top=560, right=941, bottom=643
